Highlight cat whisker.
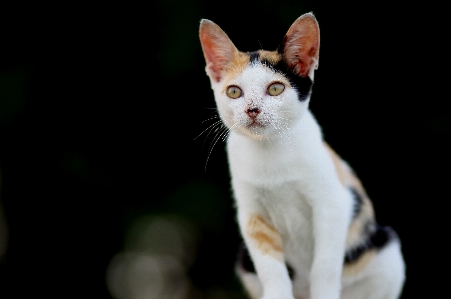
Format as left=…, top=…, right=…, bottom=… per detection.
left=204, top=122, right=231, bottom=171
left=193, top=118, right=222, bottom=141
left=272, top=119, right=295, bottom=147
left=200, top=115, right=220, bottom=123
left=256, top=38, right=263, bottom=50
left=206, top=121, right=226, bottom=144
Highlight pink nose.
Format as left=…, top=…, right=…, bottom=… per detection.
left=246, top=107, right=260, bottom=118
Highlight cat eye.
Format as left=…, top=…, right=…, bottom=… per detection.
left=226, top=86, right=242, bottom=99
left=267, top=82, right=285, bottom=96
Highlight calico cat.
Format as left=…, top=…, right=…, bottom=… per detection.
left=199, top=12, right=405, bottom=299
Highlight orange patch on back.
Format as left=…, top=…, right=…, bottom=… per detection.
left=323, top=142, right=367, bottom=193
left=323, top=142, right=348, bottom=186
left=346, top=217, right=369, bottom=247
left=342, top=249, right=376, bottom=277
left=323, top=142, right=377, bottom=248
left=247, top=214, right=283, bottom=262
left=324, top=142, right=368, bottom=199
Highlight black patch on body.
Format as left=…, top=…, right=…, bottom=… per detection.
left=344, top=224, right=399, bottom=264
left=246, top=51, right=313, bottom=102
left=350, top=187, right=363, bottom=219
left=237, top=242, right=255, bottom=274
left=286, top=263, right=295, bottom=280
left=237, top=242, right=295, bottom=280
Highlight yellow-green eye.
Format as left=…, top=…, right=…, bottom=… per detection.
left=267, top=82, right=285, bottom=96
left=226, top=86, right=242, bottom=99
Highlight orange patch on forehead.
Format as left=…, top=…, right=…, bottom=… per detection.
left=258, top=50, right=282, bottom=65
left=246, top=214, right=283, bottom=262
left=221, top=51, right=250, bottom=84
left=220, top=50, right=285, bottom=90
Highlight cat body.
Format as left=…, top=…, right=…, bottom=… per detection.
left=199, top=13, right=405, bottom=299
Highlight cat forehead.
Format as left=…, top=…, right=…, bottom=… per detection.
left=238, top=63, right=287, bottom=87
left=224, top=50, right=284, bottom=83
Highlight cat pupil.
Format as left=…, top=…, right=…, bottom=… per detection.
left=268, top=83, right=284, bottom=96
left=227, top=86, right=242, bottom=99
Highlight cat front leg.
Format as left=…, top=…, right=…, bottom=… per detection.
left=238, top=210, right=294, bottom=299
left=309, top=188, right=352, bottom=299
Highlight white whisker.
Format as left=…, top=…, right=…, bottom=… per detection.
left=204, top=122, right=230, bottom=171
left=193, top=117, right=222, bottom=141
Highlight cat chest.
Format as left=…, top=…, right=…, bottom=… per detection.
left=256, top=183, right=315, bottom=271
left=236, top=181, right=313, bottom=249
left=258, top=183, right=313, bottom=238
left=229, top=145, right=320, bottom=243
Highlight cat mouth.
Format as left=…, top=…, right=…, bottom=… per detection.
left=247, top=121, right=264, bottom=128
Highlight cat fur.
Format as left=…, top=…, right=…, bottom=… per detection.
left=199, top=12, right=405, bottom=299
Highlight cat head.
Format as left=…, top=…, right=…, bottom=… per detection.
left=199, top=13, right=320, bottom=140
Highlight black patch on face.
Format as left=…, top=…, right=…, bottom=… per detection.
left=350, top=187, right=363, bottom=219
left=344, top=224, right=399, bottom=264
left=263, top=61, right=313, bottom=102
left=236, top=241, right=295, bottom=280
left=245, top=51, right=313, bottom=102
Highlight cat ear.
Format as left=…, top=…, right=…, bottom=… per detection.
left=278, top=12, right=320, bottom=78
left=199, top=19, right=239, bottom=83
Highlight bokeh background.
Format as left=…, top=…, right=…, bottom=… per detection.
left=0, top=1, right=447, bottom=298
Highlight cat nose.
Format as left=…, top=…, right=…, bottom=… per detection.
left=246, top=107, right=261, bottom=119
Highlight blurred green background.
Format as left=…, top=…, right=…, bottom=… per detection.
left=0, top=1, right=447, bottom=298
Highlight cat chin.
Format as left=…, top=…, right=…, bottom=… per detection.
left=239, top=131, right=269, bottom=140
left=234, top=126, right=275, bottom=140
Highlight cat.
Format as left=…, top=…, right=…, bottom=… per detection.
left=199, top=12, right=405, bottom=299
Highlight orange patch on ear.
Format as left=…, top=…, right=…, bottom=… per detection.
left=247, top=214, right=283, bottom=262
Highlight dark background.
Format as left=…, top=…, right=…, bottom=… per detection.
left=0, top=1, right=447, bottom=298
